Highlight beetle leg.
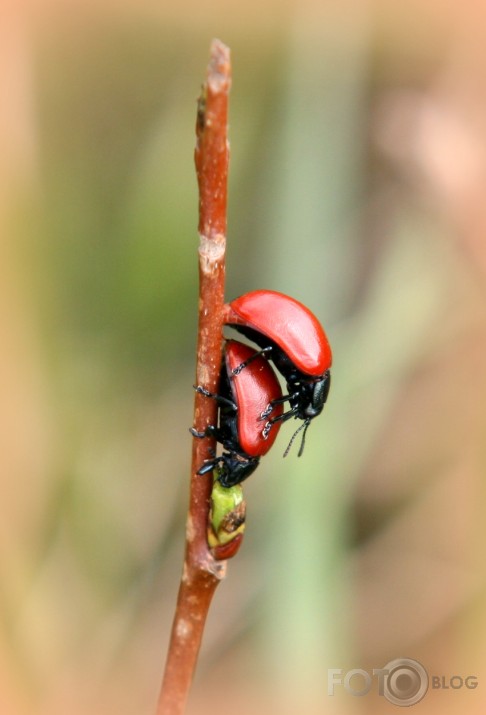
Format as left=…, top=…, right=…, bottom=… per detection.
left=261, top=412, right=288, bottom=439
left=260, top=396, right=301, bottom=423
left=259, top=402, right=274, bottom=420
left=259, top=392, right=295, bottom=420
left=190, top=424, right=226, bottom=441
left=261, top=421, right=273, bottom=440
left=190, top=425, right=219, bottom=439
left=190, top=427, right=207, bottom=438
left=261, top=404, right=299, bottom=440
left=231, top=346, right=273, bottom=375
left=192, top=443, right=222, bottom=476
left=259, top=386, right=308, bottom=419
left=193, top=384, right=237, bottom=411
left=197, top=457, right=222, bottom=476
left=273, top=409, right=297, bottom=425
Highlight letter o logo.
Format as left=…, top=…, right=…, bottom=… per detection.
left=383, top=658, right=429, bottom=706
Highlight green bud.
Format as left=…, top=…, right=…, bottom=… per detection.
left=208, top=477, right=246, bottom=548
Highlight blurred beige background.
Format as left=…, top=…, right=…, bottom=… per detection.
left=1, top=0, right=486, bottom=714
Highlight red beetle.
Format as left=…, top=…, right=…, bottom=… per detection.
left=223, top=290, right=332, bottom=456
left=191, top=340, right=283, bottom=487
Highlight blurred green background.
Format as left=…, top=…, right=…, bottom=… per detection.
left=2, top=1, right=486, bottom=714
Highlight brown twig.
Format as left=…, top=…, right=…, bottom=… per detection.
left=155, top=40, right=231, bottom=715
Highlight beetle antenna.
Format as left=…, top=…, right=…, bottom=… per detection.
left=297, top=418, right=311, bottom=457
left=283, top=418, right=311, bottom=458
left=283, top=423, right=303, bottom=457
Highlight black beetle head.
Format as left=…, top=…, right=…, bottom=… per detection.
left=288, top=370, right=331, bottom=421
left=304, top=370, right=331, bottom=418
left=284, top=370, right=331, bottom=457
left=217, top=453, right=260, bottom=488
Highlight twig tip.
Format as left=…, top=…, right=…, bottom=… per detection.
left=208, top=39, right=231, bottom=92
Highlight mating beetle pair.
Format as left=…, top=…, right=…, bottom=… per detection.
left=191, top=290, right=332, bottom=487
